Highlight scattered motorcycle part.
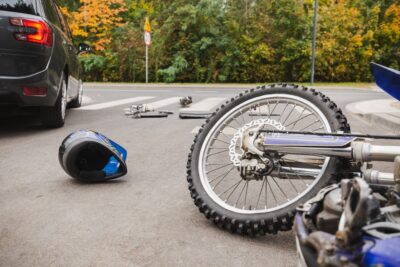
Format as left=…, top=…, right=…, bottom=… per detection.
left=124, top=104, right=173, bottom=118
left=59, top=130, right=128, bottom=182
left=180, top=96, right=193, bottom=107
left=139, top=113, right=169, bottom=118
left=124, top=104, right=153, bottom=117
left=179, top=111, right=213, bottom=119
left=186, top=84, right=350, bottom=235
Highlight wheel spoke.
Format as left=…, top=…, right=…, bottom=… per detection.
left=207, top=162, right=232, bottom=166
left=212, top=166, right=235, bottom=188
left=267, top=101, right=279, bottom=120
left=270, top=176, right=290, bottom=201
left=298, top=119, right=320, bottom=132
left=289, top=107, right=305, bottom=130
left=218, top=130, right=232, bottom=141
left=285, top=113, right=313, bottom=128
left=212, top=138, right=230, bottom=145
left=266, top=178, right=277, bottom=205
left=282, top=104, right=296, bottom=125
left=244, top=181, right=249, bottom=209
left=278, top=102, right=289, bottom=122
left=234, top=181, right=247, bottom=207
left=220, top=179, right=242, bottom=200
left=311, top=126, right=325, bottom=133
left=256, top=178, right=266, bottom=210
left=207, top=149, right=229, bottom=157
left=206, top=163, right=232, bottom=174
left=208, top=147, right=230, bottom=150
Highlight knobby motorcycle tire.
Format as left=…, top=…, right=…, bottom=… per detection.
left=186, top=84, right=351, bottom=236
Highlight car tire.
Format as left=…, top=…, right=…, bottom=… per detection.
left=69, top=80, right=83, bottom=108
left=41, top=75, right=67, bottom=128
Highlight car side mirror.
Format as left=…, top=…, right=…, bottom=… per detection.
left=78, top=43, right=91, bottom=54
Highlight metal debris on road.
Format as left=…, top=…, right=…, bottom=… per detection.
left=179, top=111, right=213, bottom=119
left=124, top=104, right=173, bottom=118
left=180, top=96, right=193, bottom=107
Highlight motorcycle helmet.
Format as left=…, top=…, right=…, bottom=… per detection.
left=59, top=130, right=128, bottom=182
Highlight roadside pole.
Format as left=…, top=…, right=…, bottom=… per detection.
left=310, top=0, right=318, bottom=84
left=144, top=17, right=152, bottom=84
left=146, top=45, right=148, bottom=83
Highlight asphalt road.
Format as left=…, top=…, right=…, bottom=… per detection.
left=0, top=85, right=393, bottom=267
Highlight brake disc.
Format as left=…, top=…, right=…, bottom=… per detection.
left=229, top=118, right=285, bottom=167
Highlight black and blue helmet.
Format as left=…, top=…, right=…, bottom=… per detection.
left=59, top=130, right=128, bottom=182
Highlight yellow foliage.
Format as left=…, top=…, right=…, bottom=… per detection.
left=352, top=34, right=363, bottom=47
left=364, top=30, right=374, bottom=41
left=63, top=0, right=126, bottom=51
left=381, top=4, right=400, bottom=43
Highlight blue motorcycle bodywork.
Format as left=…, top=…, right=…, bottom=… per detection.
left=362, top=236, right=400, bottom=267
left=371, top=62, right=400, bottom=101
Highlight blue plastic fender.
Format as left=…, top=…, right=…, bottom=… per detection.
left=371, top=62, right=400, bottom=101
left=362, top=236, right=400, bottom=267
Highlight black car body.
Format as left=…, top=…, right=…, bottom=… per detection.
left=0, top=0, right=84, bottom=127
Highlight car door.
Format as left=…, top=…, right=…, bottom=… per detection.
left=52, top=0, right=79, bottom=100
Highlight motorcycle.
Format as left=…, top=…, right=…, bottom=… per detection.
left=186, top=62, right=400, bottom=236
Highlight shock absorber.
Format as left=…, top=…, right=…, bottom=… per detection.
left=352, top=142, right=400, bottom=162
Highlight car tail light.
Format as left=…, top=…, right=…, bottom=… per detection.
left=22, top=86, right=47, bottom=96
left=9, top=18, right=53, bottom=47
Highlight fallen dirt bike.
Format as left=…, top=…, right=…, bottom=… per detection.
left=186, top=62, right=400, bottom=236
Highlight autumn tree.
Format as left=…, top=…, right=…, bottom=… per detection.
left=62, top=0, right=126, bottom=51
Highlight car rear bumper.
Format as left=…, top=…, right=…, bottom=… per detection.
left=0, top=68, right=59, bottom=107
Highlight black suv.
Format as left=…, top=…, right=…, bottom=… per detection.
left=0, top=0, right=85, bottom=127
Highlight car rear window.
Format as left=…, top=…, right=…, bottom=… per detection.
left=0, top=0, right=37, bottom=15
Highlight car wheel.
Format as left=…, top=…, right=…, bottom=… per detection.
left=69, top=80, right=83, bottom=108
left=41, top=75, right=67, bottom=128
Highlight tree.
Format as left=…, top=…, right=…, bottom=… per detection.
left=59, top=0, right=400, bottom=82
left=62, top=0, right=126, bottom=51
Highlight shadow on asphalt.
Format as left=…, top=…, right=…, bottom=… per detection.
left=0, top=109, right=72, bottom=137
left=63, top=177, right=128, bottom=186
left=198, top=215, right=296, bottom=247
left=0, top=109, right=44, bottom=133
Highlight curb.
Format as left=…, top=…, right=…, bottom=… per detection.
left=346, top=100, right=400, bottom=134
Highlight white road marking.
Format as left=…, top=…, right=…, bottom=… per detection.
left=181, top=97, right=225, bottom=112
left=82, top=95, right=93, bottom=104
left=84, top=89, right=173, bottom=93
left=146, top=97, right=181, bottom=109
left=80, top=96, right=154, bottom=110
left=194, top=90, right=218, bottom=93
